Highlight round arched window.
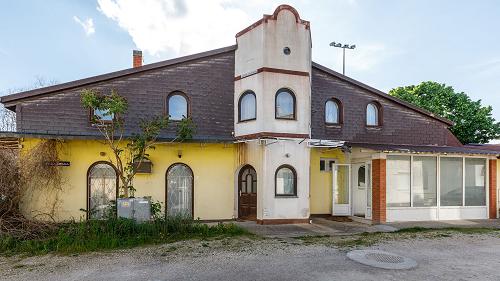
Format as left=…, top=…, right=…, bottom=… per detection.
left=325, top=99, right=341, bottom=124
left=275, top=89, right=296, bottom=119
left=167, top=92, right=188, bottom=121
left=166, top=163, right=194, bottom=217
left=366, top=102, right=381, bottom=126
left=238, top=91, right=256, bottom=121
left=275, top=165, right=297, bottom=196
left=87, top=162, right=118, bottom=220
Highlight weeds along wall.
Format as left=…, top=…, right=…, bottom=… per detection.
left=21, top=138, right=237, bottom=221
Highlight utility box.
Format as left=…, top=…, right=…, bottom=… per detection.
left=117, top=197, right=151, bottom=222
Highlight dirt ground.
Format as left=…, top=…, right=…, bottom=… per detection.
left=1, top=232, right=499, bottom=281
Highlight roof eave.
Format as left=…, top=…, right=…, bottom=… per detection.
left=0, top=45, right=237, bottom=105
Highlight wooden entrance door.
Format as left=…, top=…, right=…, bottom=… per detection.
left=238, top=165, right=257, bottom=220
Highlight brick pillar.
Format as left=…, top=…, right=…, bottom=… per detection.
left=489, top=159, right=497, bottom=219
left=372, top=158, right=386, bottom=224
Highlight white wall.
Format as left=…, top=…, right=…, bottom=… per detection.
left=234, top=6, right=311, bottom=138
left=260, top=139, right=310, bottom=220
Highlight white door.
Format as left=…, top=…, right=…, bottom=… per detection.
left=352, top=164, right=367, bottom=217
left=332, top=164, right=351, bottom=216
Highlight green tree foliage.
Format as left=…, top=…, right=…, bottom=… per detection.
left=81, top=89, right=195, bottom=197
left=389, top=81, right=500, bottom=144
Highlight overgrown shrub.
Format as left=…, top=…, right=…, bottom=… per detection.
left=0, top=140, right=62, bottom=239
left=0, top=217, right=247, bottom=256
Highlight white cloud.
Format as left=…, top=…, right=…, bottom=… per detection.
left=73, top=16, right=96, bottom=36
left=97, top=0, right=252, bottom=56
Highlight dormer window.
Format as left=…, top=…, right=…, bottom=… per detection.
left=275, top=88, right=296, bottom=120
left=366, top=102, right=382, bottom=126
left=325, top=98, right=342, bottom=124
left=238, top=90, right=256, bottom=122
left=93, top=108, right=114, bottom=122
left=167, top=92, right=188, bottom=121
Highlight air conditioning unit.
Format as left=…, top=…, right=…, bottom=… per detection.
left=117, top=197, right=151, bottom=222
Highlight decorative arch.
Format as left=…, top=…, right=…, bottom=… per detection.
left=165, top=163, right=194, bottom=217
left=272, top=4, right=302, bottom=22
left=87, top=161, right=119, bottom=220
left=166, top=91, right=190, bottom=121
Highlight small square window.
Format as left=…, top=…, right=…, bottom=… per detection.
left=94, top=108, right=114, bottom=122
left=320, top=158, right=336, bottom=172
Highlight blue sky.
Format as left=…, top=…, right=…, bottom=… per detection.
left=1, top=0, right=500, bottom=120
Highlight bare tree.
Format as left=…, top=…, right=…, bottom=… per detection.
left=0, top=76, right=58, bottom=132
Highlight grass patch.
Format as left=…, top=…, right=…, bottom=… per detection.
left=0, top=217, right=248, bottom=256
left=395, top=227, right=498, bottom=234
left=295, top=227, right=499, bottom=249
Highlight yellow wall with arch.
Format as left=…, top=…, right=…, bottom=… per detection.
left=21, top=138, right=237, bottom=221
left=309, top=148, right=346, bottom=214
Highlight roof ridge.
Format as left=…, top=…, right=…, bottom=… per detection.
left=0, top=45, right=237, bottom=105
left=311, top=62, right=454, bottom=126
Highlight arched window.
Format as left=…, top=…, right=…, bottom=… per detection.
left=325, top=99, right=341, bottom=124
left=366, top=102, right=381, bottom=126
left=275, top=165, right=297, bottom=196
left=166, top=163, right=194, bottom=217
left=167, top=92, right=188, bottom=121
left=238, top=91, right=256, bottom=121
left=87, top=162, right=118, bottom=220
left=275, top=88, right=296, bottom=119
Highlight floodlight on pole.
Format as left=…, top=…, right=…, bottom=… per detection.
left=329, top=41, right=356, bottom=75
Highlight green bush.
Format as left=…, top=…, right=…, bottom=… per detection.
left=0, top=217, right=247, bottom=256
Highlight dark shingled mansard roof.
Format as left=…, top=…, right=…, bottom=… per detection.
left=1, top=45, right=453, bottom=127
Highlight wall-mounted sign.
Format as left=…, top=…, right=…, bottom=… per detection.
left=45, top=161, right=70, bottom=167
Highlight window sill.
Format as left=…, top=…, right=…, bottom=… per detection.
left=275, top=195, right=298, bottom=198
left=366, top=125, right=382, bottom=130
left=325, top=124, right=342, bottom=129
left=237, top=118, right=256, bottom=124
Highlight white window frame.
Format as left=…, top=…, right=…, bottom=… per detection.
left=385, top=153, right=489, bottom=209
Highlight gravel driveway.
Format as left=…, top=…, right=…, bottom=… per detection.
left=1, top=232, right=499, bottom=281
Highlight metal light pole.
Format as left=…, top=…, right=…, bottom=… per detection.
left=329, top=42, right=356, bottom=75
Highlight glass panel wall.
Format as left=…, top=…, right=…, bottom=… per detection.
left=440, top=157, right=463, bottom=206
left=386, top=156, right=411, bottom=207
left=385, top=155, right=487, bottom=209
left=412, top=156, right=437, bottom=207
left=465, top=158, right=486, bottom=206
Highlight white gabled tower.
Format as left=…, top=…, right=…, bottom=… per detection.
left=234, top=5, right=312, bottom=223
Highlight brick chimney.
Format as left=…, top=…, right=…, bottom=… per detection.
left=133, top=50, right=142, bottom=68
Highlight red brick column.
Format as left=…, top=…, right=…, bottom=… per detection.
left=372, top=158, right=386, bottom=224
left=489, top=159, right=497, bottom=219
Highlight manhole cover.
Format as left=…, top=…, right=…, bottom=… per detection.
left=347, top=250, right=417, bottom=270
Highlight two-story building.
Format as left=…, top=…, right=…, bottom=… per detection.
left=1, top=5, right=498, bottom=224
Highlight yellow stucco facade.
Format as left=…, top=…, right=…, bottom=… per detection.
left=309, top=148, right=345, bottom=214
left=20, top=138, right=348, bottom=221
left=21, top=138, right=237, bottom=221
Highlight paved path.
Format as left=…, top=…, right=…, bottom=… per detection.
left=237, top=218, right=500, bottom=238
left=1, top=232, right=499, bottom=281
